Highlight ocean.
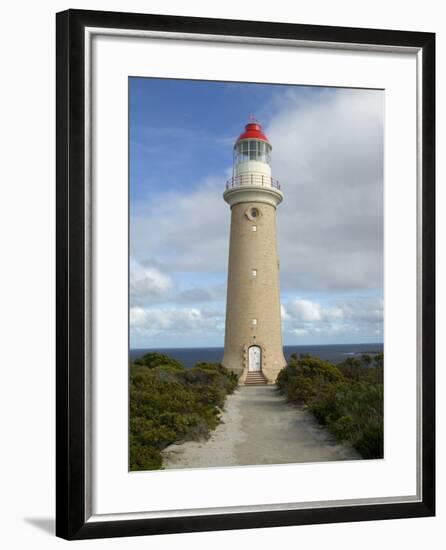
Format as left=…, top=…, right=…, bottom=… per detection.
left=130, top=343, right=383, bottom=369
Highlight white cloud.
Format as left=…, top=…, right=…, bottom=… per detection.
left=269, top=88, right=383, bottom=292
left=129, top=305, right=223, bottom=338
left=326, top=306, right=344, bottom=319
left=131, top=177, right=230, bottom=273
left=287, top=299, right=323, bottom=322
left=280, top=304, right=290, bottom=320
left=176, top=284, right=226, bottom=304
left=337, top=297, right=383, bottom=323
left=285, top=298, right=345, bottom=324
left=282, top=296, right=383, bottom=340
left=130, top=260, right=172, bottom=305
left=130, top=306, right=148, bottom=326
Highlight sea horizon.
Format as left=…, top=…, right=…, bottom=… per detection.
left=130, top=342, right=384, bottom=368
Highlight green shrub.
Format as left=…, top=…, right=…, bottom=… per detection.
left=277, top=354, right=383, bottom=459
left=129, top=440, right=163, bottom=470
left=355, top=424, right=384, bottom=459
left=129, top=357, right=236, bottom=471
left=331, top=415, right=355, bottom=440
left=133, top=351, right=182, bottom=370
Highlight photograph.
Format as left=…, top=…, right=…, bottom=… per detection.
left=128, top=77, right=384, bottom=471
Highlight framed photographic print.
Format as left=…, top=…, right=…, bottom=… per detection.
left=56, top=9, right=435, bottom=540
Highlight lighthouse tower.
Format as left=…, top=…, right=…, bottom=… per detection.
left=222, top=119, right=286, bottom=384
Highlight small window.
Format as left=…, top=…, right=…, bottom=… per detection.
left=252, top=269, right=257, bottom=277
left=238, top=141, right=249, bottom=163
left=252, top=319, right=257, bottom=326
left=252, top=225, right=257, bottom=232
left=265, top=143, right=272, bottom=165
left=258, top=141, right=266, bottom=162
left=250, top=208, right=259, bottom=218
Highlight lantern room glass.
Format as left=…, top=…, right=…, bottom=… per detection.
left=234, top=140, right=271, bottom=165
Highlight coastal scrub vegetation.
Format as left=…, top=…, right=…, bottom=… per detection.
left=130, top=352, right=238, bottom=471
left=277, top=353, right=383, bottom=459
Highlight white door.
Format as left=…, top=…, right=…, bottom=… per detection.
left=248, top=346, right=262, bottom=372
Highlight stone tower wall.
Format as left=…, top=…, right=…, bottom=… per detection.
left=221, top=201, right=286, bottom=383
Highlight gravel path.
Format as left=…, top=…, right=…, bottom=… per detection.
left=162, top=385, right=360, bottom=469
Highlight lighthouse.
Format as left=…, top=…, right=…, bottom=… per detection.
left=221, top=119, right=286, bottom=384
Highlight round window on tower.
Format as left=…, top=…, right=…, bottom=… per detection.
left=245, top=206, right=261, bottom=221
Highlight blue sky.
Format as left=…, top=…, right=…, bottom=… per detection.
left=129, top=78, right=384, bottom=348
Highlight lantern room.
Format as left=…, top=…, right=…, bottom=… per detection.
left=234, top=139, right=272, bottom=165
left=230, top=119, right=275, bottom=184
left=234, top=121, right=272, bottom=166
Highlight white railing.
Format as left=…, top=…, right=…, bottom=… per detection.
left=226, top=174, right=281, bottom=190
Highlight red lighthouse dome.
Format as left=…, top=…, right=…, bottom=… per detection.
left=236, top=119, right=270, bottom=143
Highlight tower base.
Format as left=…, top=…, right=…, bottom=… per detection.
left=222, top=346, right=287, bottom=385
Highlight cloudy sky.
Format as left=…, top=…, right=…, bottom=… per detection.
left=129, top=78, right=383, bottom=349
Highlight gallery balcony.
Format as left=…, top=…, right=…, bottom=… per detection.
left=225, top=174, right=281, bottom=191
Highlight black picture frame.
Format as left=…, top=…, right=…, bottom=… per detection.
left=56, top=8, right=435, bottom=540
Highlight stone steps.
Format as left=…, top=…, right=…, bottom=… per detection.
left=244, top=371, right=267, bottom=385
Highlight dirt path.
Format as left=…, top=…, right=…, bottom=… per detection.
left=162, top=385, right=360, bottom=469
